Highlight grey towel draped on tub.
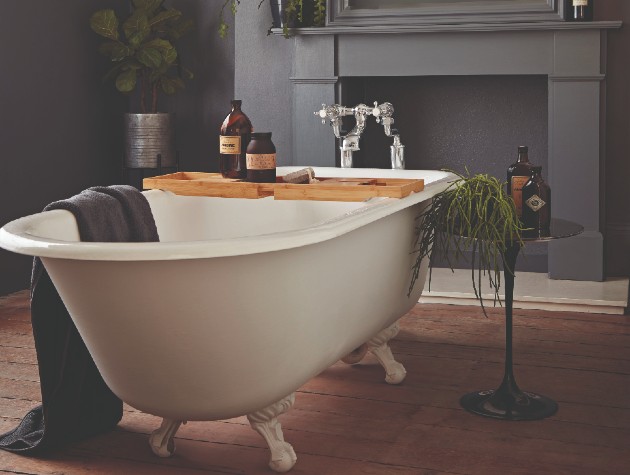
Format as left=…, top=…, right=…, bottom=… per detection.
left=0, top=185, right=159, bottom=453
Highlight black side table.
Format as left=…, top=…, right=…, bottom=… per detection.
left=460, top=218, right=583, bottom=421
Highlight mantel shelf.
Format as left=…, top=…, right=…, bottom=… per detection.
left=271, top=20, right=621, bottom=36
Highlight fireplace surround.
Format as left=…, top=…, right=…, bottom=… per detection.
left=286, top=16, right=621, bottom=281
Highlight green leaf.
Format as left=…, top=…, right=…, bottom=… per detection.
left=111, top=44, right=133, bottom=61
left=218, top=22, right=228, bottom=39
left=137, top=48, right=163, bottom=69
left=313, top=0, right=326, bottom=27
left=115, top=68, right=137, bottom=93
left=132, top=0, right=164, bottom=16
left=90, top=10, right=119, bottom=41
left=149, top=9, right=181, bottom=28
left=160, top=76, right=185, bottom=95
left=103, top=61, right=127, bottom=84
left=123, top=11, right=150, bottom=42
left=141, top=39, right=177, bottom=64
left=149, top=66, right=167, bottom=84
left=163, top=45, right=177, bottom=64
left=99, top=42, right=133, bottom=62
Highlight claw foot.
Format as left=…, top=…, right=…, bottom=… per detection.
left=341, top=343, right=369, bottom=364
left=247, top=393, right=297, bottom=472
left=368, top=322, right=407, bottom=384
left=149, top=418, right=183, bottom=458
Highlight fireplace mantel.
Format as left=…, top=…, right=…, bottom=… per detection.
left=287, top=20, right=621, bottom=281
left=278, top=20, right=621, bottom=35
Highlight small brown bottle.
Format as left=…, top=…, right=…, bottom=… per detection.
left=219, top=100, right=253, bottom=179
left=246, top=132, right=276, bottom=183
left=522, top=166, right=551, bottom=237
left=507, top=145, right=533, bottom=219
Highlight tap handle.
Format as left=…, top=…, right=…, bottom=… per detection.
left=315, top=104, right=354, bottom=123
left=372, top=101, right=381, bottom=117
left=373, top=102, right=394, bottom=119
left=315, top=103, right=328, bottom=123
left=317, top=103, right=332, bottom=119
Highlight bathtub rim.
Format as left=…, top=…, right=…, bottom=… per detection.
left=0, top=169, right=455, bottom=261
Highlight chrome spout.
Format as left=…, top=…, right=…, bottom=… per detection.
left=373, top=102, right=405, bottom=169
left=390, top=135, right=405, bottom=170
left=315, top=101, right=405, bottom=169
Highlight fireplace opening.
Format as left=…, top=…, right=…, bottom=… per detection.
left=339, top=74, right=549, bottom=271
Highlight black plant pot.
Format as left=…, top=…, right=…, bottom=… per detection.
left=270, top=0, right=317, bottom=28
left=270, top=0, right=295, bottom=29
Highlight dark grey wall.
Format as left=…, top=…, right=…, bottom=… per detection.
left=234, top=1, right=294, bottom=166
left=598, top=2, right=630, bottom=277
left=0, top=0, right=126, bottom=295
left=0, top=0, right=235, bottom=296
left=165, top=1, right=235, bottom=174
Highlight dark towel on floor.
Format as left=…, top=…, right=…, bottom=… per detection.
left=0, top=185, right=159, bottom=454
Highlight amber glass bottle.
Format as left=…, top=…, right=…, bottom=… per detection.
left=522, top=166, right=551, bottom=237
left=219, top=100, right=253, bottom=179
left=507, top=145, right=533, bottom=219
left=246, top=132, right=276, bottom=183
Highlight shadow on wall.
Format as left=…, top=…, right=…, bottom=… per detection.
left=0, top=0, right=236, bottom=296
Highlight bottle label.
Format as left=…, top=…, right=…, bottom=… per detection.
left=525, top=194, right=547, bottom=212
left=220, top=136, right=241, bottom=154
left=511, top=176, right=529, bottom=217
left=246, top=153, right=276, bottom=170
left=573, top=0, right=588, bottom=6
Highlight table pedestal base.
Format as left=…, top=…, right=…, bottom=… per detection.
left=460, top=388, right=558, bottom=421
left=458, top=221, right=582, bottom=422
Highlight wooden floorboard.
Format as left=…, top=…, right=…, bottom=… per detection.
left=0, top=290, right=628, bottom=474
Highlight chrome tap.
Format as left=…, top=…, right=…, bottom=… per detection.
left=316, top=104, right=353, bottom=139
left=315, top=101, right=405, bottom=169
left=315, top=103, right=376, bottom=168
left=372, top=102, right=405, bottom=170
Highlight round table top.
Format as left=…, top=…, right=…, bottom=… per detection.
left=521, top=218, right=584, bottom=242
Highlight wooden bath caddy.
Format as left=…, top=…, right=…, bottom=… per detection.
left=142, top=172, right=424, bottom=202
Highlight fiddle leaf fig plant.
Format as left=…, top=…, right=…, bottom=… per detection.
left=409, top=171, right=525, bottom=315
left=90, top=0, right=193, bottom=113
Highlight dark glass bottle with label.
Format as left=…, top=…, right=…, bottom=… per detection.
left=507, top=145, right=533, bottom=220
left=565, top=0, right=593, bottom=21
left=522, top=166, right=551, bottom=237
left=246, top=132, right=276, bottom=183
left=219, top=100, right=253, bottom=179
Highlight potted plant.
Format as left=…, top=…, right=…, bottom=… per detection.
left=90, top=0, right=193, bottom=169
left=219, top=0, right=326, bottom=38
left=409, top=171, right=525, bottom=315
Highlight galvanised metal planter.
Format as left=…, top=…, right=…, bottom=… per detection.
left=124, top=113, right=176, bottom=169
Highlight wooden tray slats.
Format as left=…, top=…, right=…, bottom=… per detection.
left=142, top=172, right=424, bottom=201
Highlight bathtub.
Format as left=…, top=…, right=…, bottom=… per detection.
left=0, top=166, right=453, bottom=472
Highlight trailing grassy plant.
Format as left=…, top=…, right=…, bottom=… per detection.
left=408, top=171, right=525, bottom=315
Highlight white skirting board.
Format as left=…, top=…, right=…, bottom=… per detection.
left=420, top=268, right=629, bottom=315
